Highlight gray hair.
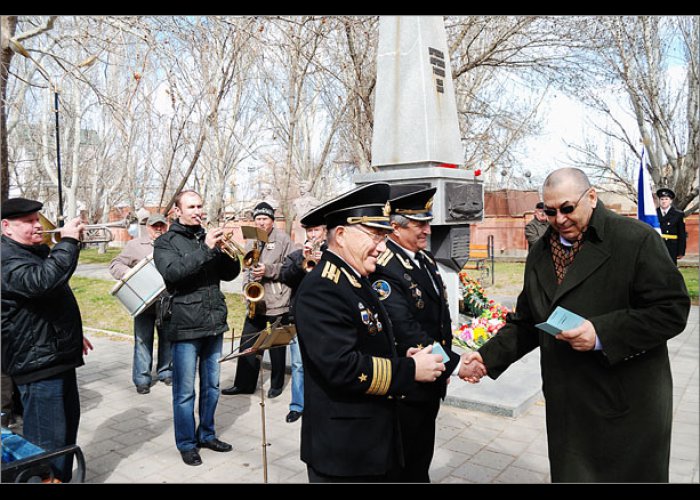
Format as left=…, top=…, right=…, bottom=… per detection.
left=390, top=214, right=411, bottom=228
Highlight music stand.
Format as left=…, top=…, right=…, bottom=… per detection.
left=240, top=225, right=269, bottom=243
left=219, top=318, right=296, bottom=483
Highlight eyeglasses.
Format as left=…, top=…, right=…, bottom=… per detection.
left=349, top=225, right=388, bottom=244
left=543, top=189, right=590, bottom=217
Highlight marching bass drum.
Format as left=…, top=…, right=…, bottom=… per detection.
left=110, top=255, right=166, bottom=317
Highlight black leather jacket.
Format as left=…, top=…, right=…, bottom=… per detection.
left=1, top=235, right=84, bottom=385
left=153, top=220, right=240, bottom=342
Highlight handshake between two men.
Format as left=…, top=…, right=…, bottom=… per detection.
left=406, top=345, right=487, bottom=384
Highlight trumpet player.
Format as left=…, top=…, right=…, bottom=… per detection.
left=222, top=201, right=293, bottom=399
left=153, top=189, right=241, bottom=466
left=279, top=221, right=327, bottom=423
left=1, top=198, right=93, bottom=482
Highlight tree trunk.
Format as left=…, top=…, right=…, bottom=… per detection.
left=0, top=16, right=18, bottom=202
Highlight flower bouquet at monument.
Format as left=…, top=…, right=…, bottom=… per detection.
left=453, top=304, right=509, bottom=350
left=458, top=271, right=490, bottom=317
left=453, top=271, right=509, bottom=350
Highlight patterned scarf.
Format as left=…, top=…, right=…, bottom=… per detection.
left=549, top=231, right=585, bottom=284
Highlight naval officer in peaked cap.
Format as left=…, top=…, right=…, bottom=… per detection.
left=293, top=182, right=446, bottom=483
left=369, top=186, right=463, bottom=482
left=655, top=188, right=686, bottom=264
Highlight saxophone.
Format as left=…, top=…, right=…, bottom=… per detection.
left=243, top=239, right=264, bottom=318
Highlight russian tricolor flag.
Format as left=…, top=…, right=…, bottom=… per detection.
left=637, top=147, right=661, bottom=233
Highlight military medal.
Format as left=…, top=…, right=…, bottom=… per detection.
left=368, top=312, right=383, bottom=335
left=359, top=303, right=371, bottom=325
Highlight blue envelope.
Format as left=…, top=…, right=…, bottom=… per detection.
left=536, top=306, right=585, bottom=336
left=431, top=342, right=449, bottom=363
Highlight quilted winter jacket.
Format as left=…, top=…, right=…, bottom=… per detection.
left=153, top=220, right=240, bottom=342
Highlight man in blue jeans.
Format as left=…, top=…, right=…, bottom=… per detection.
left=1, top=198, right=93, bottom=482
left=153, top=190, right=241, bottom=466
left=279, top=223, right=327, bottom=423
left=109, top=213, right=172, bottom=394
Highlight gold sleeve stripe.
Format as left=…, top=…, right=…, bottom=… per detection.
left=366, top=357, right=392, bottom=396
left=377, top=250, right=394, bottom=267
left=321, top=262, right=341, bottom=283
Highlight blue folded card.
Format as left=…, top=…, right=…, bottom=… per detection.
left=431, top=342, right=449, bottom=363
left=536, top=306, right=585, bottom=336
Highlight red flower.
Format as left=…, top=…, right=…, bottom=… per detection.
left=474, top=169, right=482, bottom=176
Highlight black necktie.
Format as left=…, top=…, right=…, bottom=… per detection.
left=417, top=253, right=439, bottom=293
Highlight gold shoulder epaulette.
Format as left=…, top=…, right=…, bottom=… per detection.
left=365, top=356, right=392, bottom=396
left=395, top=252, right=414, bottom=270
left=321, top=261, right=341, bottom=284
left=376, top=249, right=394, bottom=267
left=340, top=268, right=362, bottom=288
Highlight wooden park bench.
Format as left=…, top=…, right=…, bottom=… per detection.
left=462, top=236, right=494, bottom=285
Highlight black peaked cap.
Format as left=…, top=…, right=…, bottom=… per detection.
left=656, top=188, right=675, bottom=199
left=389, top=186, right=436, bottom=222
left=300, top=182, right=392, bottom=231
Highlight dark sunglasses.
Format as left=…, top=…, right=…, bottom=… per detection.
left=543, top=189, right=590, bottom=217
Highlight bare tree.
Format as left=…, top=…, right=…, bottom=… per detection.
left=254, top=16, right=345, bottom=229
left=446, top=15, right=587, bottom=179
left=557, top=16, right=699, bottom=214
left=1, top=15, right=57, bottom=201
left=188, top=16, right=261, bottom=221
left=327, top=16, right=379, bottom=176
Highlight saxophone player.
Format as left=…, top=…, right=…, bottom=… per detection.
left=222, top=202, right=293, bottom=399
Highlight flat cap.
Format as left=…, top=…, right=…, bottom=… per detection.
left=389, top=186, right=436, bottom=222
left=1, top=197, right=43, bottom=220
left=253, top=201, right=275, bottom=220
left=656, top=188, right=675, bottom=199
left=300, top=182, right=392, bottom=231
left=147, top=214, right=167, bottom=226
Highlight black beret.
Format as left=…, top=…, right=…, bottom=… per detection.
left=390, top=186, right=437, bottom=222
left=1, top=197, right=43, bottom=220
left=656, top=188, right=675, bottom=199
left=535, top=202, right=544, bottom=209
left=253, top=201, right=275, bottom=219
left=300, top=182, right=392, bottom=231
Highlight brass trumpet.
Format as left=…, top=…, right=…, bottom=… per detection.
left=207, top=221, right=246, bottom=261
left=302, top=239, right=323, bottom=272
left=38, top=214, right=129, bottom=246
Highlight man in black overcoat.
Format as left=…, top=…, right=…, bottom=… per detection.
left=461, top=168, right=690, bottom=482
